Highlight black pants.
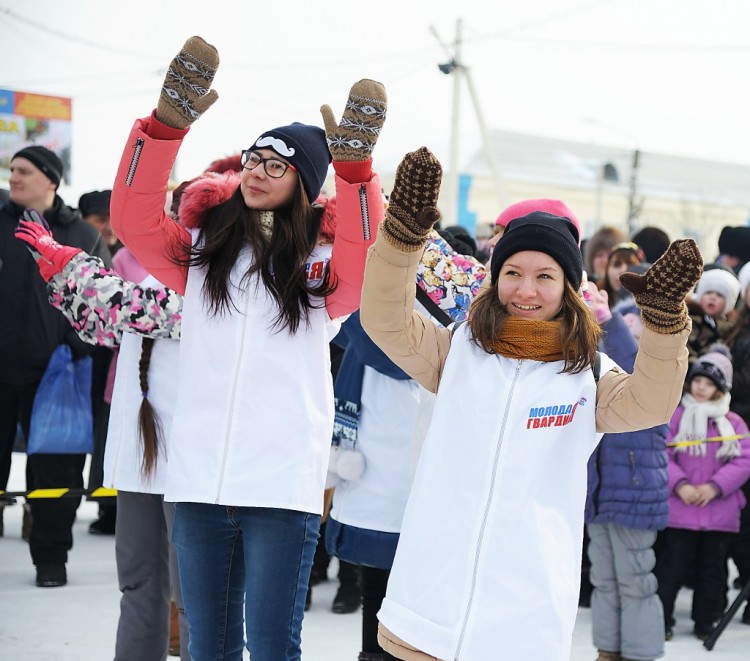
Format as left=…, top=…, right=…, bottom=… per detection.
left=27, top=453, right=85, bottom=565
left=0, top=381, right=37, bottom=490
left=655, top=527, right=732, bottom=627
left=0, top=381, right=85, bottom=565
left=361, top=566, right=390, bottom=654
left=728, top=479, right=750, bottom=599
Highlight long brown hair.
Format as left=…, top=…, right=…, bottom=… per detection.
left=137, top=338, right=163, bottom=479
left=180, top=183, right=335, bottom=333
left=468, top=280, right=601, bottom=374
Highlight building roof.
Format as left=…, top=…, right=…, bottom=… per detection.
left=466, top=129, right=750, bottom=207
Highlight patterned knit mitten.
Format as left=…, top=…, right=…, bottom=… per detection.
left=320, top=79, right=387, bottom=162
left=381, top=147, right=442, bottom=252
left=620, top=238, right=703, bottom=334
left=156, top=36, right=220, bottom=130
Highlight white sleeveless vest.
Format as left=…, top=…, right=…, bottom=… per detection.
left=164, top=236, right=341, bottom=513
left=379, top=323, right=614, bottom=661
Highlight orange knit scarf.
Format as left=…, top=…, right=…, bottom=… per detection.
left=487, top=317, right=564, bottom=362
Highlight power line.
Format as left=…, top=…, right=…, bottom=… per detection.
left=0, top=5, right=160, bottom=60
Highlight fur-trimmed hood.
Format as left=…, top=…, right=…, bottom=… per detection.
left=178, top=171, right=241, bottom=229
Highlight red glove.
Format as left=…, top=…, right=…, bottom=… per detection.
left=15, top=209, right=82, bottom=281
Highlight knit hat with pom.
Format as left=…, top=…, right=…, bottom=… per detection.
left=689, top=344, right=733, bottom=392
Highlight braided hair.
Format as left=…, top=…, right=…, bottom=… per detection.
left=137, top=338, right=163, bottom=478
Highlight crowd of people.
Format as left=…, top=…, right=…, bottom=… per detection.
left=1, top=33, right=750, bottom=661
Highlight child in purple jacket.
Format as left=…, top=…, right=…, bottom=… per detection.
left=655, top=346, right=750, bottom=642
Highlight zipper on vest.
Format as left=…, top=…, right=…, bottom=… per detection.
left=125, top=138, right=145, bottom=187
left=454, top=358, right=523, bottom=660
left=358, top=184, right=371, bottom=241
left=215, top=296, right=251, bottom=503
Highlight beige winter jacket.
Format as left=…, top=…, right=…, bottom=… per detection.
left=361, top=232, right=689, bottom=434
left=361, top=232, right=690, bottom=661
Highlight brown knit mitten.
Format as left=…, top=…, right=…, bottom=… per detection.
left=381, top=147, right=442, bottom=252
left=620, top=238, right=703, bottom=334
left=320, top=79, right=387, bottom=162
left=156, top=36, right=220, bottom=130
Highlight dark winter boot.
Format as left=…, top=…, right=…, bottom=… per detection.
left=35, top=563, right=67, bottom=588
left=89, top=503, right=116, bottom=535
left=333, top=561, right=361, bottom=614
left=595, top=652, right=621, bottom=661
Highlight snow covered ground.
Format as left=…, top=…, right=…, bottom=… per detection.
left=1, top=454, right=748, bottom=660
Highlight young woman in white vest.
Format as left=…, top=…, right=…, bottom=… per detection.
left=109, top=36, right=387, bottom=661
left=359, top=147, right=703, bottom=661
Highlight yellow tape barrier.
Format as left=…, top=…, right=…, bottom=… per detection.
left=0, top=487, right=117, bottom=500
left=667, top=433, right=750, bottom=448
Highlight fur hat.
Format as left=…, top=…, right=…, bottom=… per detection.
left=490, top=211, right=583, bottom=289
left=495, top=198, right=581, bottom=244
left=12, top=145, right=63, bottom=187
left=78, top=190, right=111, bottom=217
left=689, top=344, right=733, bottom=392
left=250, top=123, right=331, bottom=203
left=718, top=226, right=750, bottom=263
left=694, top=268, right=740, bottom=316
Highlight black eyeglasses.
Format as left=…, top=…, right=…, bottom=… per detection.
left=240, top=150, right=297, bottom=178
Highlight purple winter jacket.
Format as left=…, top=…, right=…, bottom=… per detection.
left=666, top=406, right=750, bottom=533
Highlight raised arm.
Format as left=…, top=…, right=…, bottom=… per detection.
left=48, top=254, right=182, bottom=346
left=360, top=148, right=451, bottom=393
left=15, top=212, right=182, bottom=346
left=110, top=36, right=220, bottom=294
left=320, top=79, right=387, bottom=318
left=595, top=239, right=703, bottom=432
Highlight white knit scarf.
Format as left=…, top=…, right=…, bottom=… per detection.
left=674, top=392, right=741, bottom=459
left=259, top=210, right=274, bottom=240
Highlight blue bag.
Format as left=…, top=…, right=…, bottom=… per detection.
left=27, top=344, right=94, bottom=455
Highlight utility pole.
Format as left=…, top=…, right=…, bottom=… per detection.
left=626, top=149, right=643, bottom=234
left=431, top=19, right=506, bottom=227
left=431, top=19, right=462, bottom=225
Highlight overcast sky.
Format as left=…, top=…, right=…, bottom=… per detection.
left=3, top=0, right=750, bottom=201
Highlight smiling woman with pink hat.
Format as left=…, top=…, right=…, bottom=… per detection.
left=359, top=147, right=702, bottom=661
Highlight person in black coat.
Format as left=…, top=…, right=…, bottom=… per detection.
left=0, top=146, right=112, bottom=587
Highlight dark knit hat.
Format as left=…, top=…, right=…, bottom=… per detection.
left=251, top=123, right=331, bottom=203
left=12, top=145, right=63, bottom=187
left=689, top=345, right=733, bottom=393
left=78, top=190, right=112, bottom=217
left=490, top=211, right=583, bottom=289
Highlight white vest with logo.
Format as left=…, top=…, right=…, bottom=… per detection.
left=164, top=236, right=341, bottom=514
left=378, top=323, right=614, bottom=661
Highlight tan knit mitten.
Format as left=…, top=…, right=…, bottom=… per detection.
left=156, top=36, right=220, bottom=130
left=320, top=79, right=387, bottom=162
left=620, top=239, right=703, bottom=333
left=381, top=147, right=442, bottom=252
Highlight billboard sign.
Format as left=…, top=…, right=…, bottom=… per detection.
left=0, top=89, right=72, bottom=184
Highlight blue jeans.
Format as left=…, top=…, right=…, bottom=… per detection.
left=172, top=503, right=320, bottom=661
